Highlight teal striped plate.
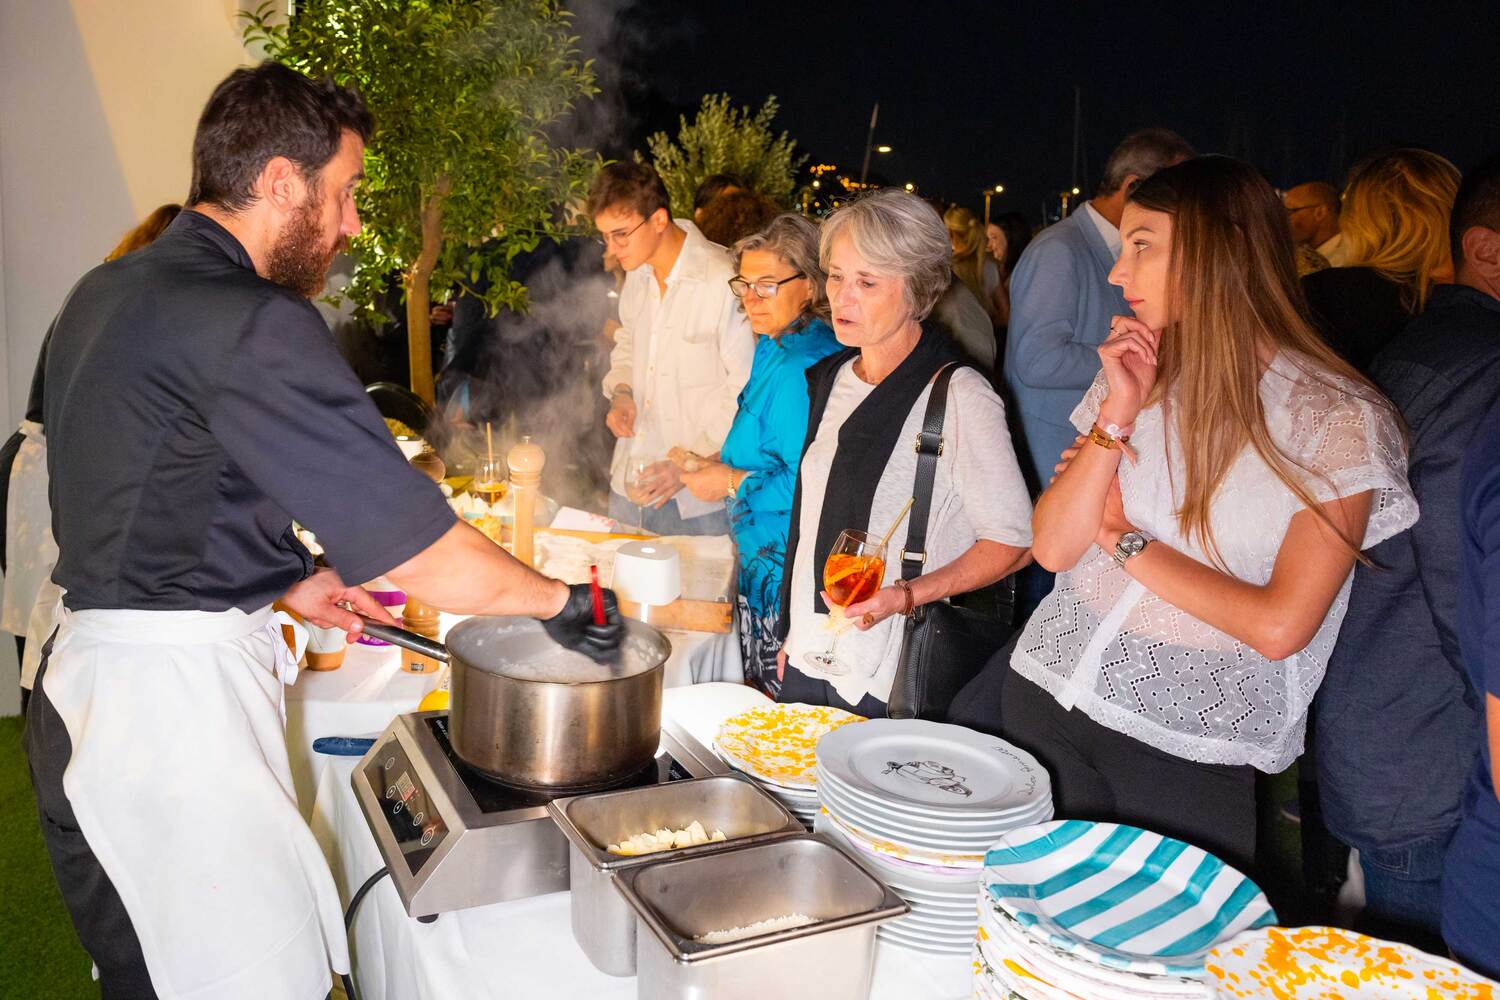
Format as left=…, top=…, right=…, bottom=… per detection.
left=983, top=820, right=1276, bottom=977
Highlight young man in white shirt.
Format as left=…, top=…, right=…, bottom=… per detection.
left=591, top=161, right=753, bottom=535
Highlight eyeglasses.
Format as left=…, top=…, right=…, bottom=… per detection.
left=728, top=273, right=806, bottom=299
left=595, top=217, right=648, bottom=248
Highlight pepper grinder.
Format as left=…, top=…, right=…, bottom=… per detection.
left=508, top=435, right=544, bottom=569
left=401, top=446, right=446, bottom=674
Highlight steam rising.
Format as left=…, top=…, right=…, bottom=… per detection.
left=432, top=0, right=653, bottom=511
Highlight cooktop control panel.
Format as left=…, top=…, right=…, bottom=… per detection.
left=363, top=737, right=449, bottom=874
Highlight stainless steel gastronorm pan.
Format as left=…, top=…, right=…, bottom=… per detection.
left=548, top=774, right=806, bottom=976
left=614, top=834, right=908, bottom=1000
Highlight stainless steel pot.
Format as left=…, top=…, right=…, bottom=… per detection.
left=361, top=615, right=669, bottom=790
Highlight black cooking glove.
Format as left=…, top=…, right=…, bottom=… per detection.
left=541, top=583, right=625, bottom=661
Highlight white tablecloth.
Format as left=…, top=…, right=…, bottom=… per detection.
left=284, top=616, right=740, bottom=816
left=292, top=682, right=970, bottom=1000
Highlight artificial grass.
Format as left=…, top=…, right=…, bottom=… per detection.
left=0, top=715, right=97, bottom=998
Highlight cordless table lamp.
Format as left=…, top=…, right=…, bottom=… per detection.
left=610, top=540, right=682, bottom=624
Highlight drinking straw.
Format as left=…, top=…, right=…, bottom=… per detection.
left=589, top=564, right=606, bottom=626
left=485, top=422, right=495, bottom=472
left=877, top=497, right=915, bottom=551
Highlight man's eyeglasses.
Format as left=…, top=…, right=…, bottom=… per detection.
left=728, top=273, right=805, bottom=299
left=595, top=217, right=648, bottom=248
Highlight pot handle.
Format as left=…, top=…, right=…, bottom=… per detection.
left=357, top=616, right=450, bottom=663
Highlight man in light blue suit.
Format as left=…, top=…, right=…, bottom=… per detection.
left=1005, top=129, right=1195, bottom=488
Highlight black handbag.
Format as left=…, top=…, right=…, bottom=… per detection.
left=887, top=365, right=1019, bottom=722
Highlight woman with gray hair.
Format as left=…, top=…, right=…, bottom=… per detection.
left=773, top=190, right=1033, bottom=714
left=671, top=212, right=842, bottom=695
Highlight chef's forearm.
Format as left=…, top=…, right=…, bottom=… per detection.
left=386, top=522, right=569, bottom=619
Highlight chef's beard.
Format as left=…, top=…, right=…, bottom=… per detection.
left=265, top=188, right=344, bottom=297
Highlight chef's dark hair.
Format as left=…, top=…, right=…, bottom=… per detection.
left=188, top=62, right=373, bottom=212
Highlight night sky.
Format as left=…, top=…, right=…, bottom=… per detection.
left=573, top=0, right=1500, bottom=225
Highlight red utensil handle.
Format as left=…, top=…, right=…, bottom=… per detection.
left=589, top=564, right=606, bottom=626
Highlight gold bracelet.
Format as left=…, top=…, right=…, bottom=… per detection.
left=725, top=469, right=737, bottom=501
left=1086, top=424, right=1127, bottom=450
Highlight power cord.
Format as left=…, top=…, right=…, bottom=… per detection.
left=340, top=866, right=391, bottom=1000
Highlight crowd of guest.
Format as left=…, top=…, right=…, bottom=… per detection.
left=582, top=142, right=1500, bottom=979
left=6, top=110, right=1500, bottom=986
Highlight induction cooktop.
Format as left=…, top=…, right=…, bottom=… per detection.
left=352, top=710, right=726, bottom=918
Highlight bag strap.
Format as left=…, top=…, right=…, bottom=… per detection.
left=901, top=364, right=961, bottom=581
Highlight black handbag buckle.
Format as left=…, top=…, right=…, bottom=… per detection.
left=914, top=430, right=943, bottom=456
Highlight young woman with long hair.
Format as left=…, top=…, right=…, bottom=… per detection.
left=985, top=211, right=1033, bottom=329
left=951, top=156, right=1416, bottom=867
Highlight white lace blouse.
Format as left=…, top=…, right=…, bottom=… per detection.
left=1010, top=352, right=1417, bottom=772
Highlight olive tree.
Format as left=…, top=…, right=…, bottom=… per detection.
left=646, top=94, right=806, bottom=218
left=243, top=0, right=600, bottom=403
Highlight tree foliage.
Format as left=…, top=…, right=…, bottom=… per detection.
left=241, top=0, right=600, bottom=401
left=646, top=94, right=807, bottom=218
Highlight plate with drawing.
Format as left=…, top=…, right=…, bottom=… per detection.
left=816, top=718, right=1050, bottom=815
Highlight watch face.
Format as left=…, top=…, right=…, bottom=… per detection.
left=1120, top=532, right=1147, bottom=556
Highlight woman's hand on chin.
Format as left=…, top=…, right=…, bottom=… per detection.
left=1098, top=315, right=1160, bottom=428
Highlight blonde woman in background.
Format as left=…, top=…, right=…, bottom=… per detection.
left=1303, top=148, right=1461, bottom=371
left=944, top=205, right=1001, bottom=323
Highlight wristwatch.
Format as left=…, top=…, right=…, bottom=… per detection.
left=1112, top=529, right=1151, bottom=568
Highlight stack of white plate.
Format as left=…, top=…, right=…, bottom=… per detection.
left=711, top=703, right=865, bottom=826
left=976, top=820, right=1276, bottom=999
left=816, top=810, right=984, bottom=956
left=813, top=718, right=1053, bottom=956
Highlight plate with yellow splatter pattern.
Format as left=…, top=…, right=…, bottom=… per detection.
left=1207, top=925, right=1497, bottom=999
left=712, top=703, right=866, bottom=789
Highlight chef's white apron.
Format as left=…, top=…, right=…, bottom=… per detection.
left=38, top=603, right=346, bottom=1000
left=3, top=420, right=56, bottom=638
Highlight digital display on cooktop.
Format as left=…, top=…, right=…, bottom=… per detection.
left=425, top=715, right=691, bottom=814
left=366, top=740, right=448, bottom=875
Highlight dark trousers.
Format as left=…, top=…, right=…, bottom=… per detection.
left=15, top=633, right=28, bottom=714
left=951, top=646, right=1258, bottom=872
left=777, top=663, right=891, bottom=718
left=24, top=648, right=158, bottom=999
left=1012, top=562, right=1054, bottom=626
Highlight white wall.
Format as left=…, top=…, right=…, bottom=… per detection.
left=0, top=0, right=255, bottom=425
left=0, top=1, right=260, bottom=712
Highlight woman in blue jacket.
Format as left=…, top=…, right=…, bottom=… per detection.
left=675, top=214, right=841, bottom=695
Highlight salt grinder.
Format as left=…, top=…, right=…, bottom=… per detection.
left=401, top=446, right=446, bottom=674
left=508, top=436, right=545, bottom=569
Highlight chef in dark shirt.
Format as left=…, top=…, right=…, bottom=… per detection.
left=22, top=63, right=620, bottom=1000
